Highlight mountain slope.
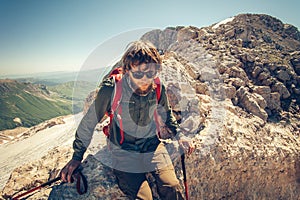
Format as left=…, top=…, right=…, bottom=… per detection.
left=0, top=79, right=72, bottom=130
left=0, top=79, right=96, bottom=131
left=48, top=81, right=95, bottom=113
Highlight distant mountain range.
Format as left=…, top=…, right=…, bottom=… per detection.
left=0, top=68, right=109, bottom=131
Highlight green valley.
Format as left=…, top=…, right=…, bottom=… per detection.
left=0, top=79, right=95, bottom=131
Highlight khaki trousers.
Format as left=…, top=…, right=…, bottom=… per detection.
left=113, top=143, right=184, bottom=200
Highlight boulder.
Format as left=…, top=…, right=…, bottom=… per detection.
left=177, top=27, right=198, bottom=42
left=271, top=82, right=291, bottom=99
left=236, top=86, right=268, bottom=121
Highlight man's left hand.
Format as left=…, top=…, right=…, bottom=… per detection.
left=178, top=136, right=195, bottom=156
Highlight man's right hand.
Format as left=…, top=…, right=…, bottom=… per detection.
left=60, top=159, right=81, bottom=183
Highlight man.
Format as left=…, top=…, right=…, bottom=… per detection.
left=61, top=41, right=194, bottom=199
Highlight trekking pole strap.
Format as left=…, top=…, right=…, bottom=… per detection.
left=74, top=171, right=88, bottom=195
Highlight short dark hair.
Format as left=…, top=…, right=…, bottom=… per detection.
left=122, top=41, right=162, bottom=72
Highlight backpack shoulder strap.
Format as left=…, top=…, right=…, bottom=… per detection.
left=111, top=77, right=123, bottom=113
left=103, top=67, right=125, bottom=143
left=110, top=67, right=123, bottom=82
left=153, top=77, right=162, bottom=139
left=110, top=77, right=124, bottom=144
left=154, top=77, right=162, bottom=102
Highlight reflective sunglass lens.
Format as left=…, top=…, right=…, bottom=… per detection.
left=131, top=71, right=156, bottom=79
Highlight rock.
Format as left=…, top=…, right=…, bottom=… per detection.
left=269, top=92, right=281, bottom=110
left=257, top=71, right=271, bottom=82
left=199, top=67, right=219, bottom=82
left=253, top=86, right=271, bottom=100
left=83, top=90, right=98, bottom=115
left=276, top=69, right=291, bottom=82
left=253, top=93, right=267, bottom=109
left=236, top=86, right=268, bottom=121
left=221, top=85, right=236, bottom=99
left=195, top=82, right=209, bottom=95
left=0, top=127, right=29, bottom=145
left=252, top=66, right=263, bottom=78
left=252, top=86, right=281, bottom=111
left=283, top=24, right=300, bottom=41
left=177, top=27, right=198, bottom=42
left=290, top=57, right=300, bottom=75
left=224, top=28, right=235, bottom=38
left=229, top=46, right=241, bottom=55
left=226, top=77, right=246, bottom=87
left=271, top=82, right=290, bottom=99
left=228, top=65, right=249, bottom=81
left=141, top=28, right=177, bottom=51
left=1, top=146, right=74, bottom=200
left=13, top=117, right=22, bottom=125
left=49, top=153, right=125, bottom=200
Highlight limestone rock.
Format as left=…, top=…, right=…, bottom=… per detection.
left=221, top=85, right=236, bottom=99
left=49, top=153, right=125, bottom=200
left=13, top=117, right=22, bottom=125
left=271, top=82, right=291, bottom=99
left=141, top=28, right=177, bottom=51
left=236, top=86, right=268, bottom=121
left=177, top=26, right=198, bottom=42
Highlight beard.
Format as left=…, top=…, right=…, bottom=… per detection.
left=128, top=79, right=153, bottom=96
left=134, top=84, right=153, bottom=95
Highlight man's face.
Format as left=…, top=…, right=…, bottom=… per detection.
left=128, top=63, right=157, bottom=92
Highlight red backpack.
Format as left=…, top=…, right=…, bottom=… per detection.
left=102, top=67, right=163, bottom=144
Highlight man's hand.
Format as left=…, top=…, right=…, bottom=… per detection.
left=178, top=136, right=195, bottom=156
left=60, top=159, right=81, bottom=183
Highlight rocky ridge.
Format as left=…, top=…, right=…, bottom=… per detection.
left=1, top=13, right=300, bottom=199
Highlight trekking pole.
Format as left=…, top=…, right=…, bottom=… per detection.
left=181, top=153, right=189, bottom=200
left=11, top=176, right=60, bottom=200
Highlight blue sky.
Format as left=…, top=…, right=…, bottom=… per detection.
left=0, top=0, right=299, bottom=76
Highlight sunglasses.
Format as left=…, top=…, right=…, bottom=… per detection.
left=130, top=70, right=157, bottom=79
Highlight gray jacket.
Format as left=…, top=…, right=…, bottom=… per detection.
left=72, top=74, right=182, bottom=161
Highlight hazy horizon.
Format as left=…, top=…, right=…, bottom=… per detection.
left=0, top=66, right=109, bottom=80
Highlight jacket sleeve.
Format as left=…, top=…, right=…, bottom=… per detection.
left=72, top=79, right=114, bottom=161
left=158, top=84, right=185, bottom=139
